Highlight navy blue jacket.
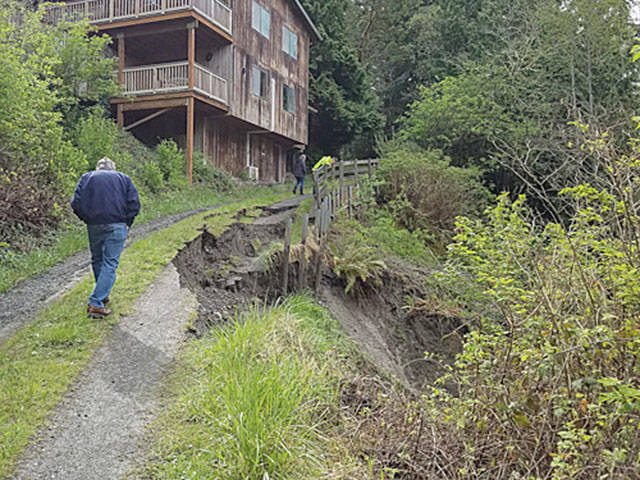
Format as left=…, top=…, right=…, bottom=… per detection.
left=71, top=170, right=140, bottom=226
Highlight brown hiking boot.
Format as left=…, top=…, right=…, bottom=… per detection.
left=102, top=297, right=110, bottom=306
left=87, top=304, right=112, bottom=319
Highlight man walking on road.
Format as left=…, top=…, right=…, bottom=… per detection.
left=292, top=148, right=307, bottom=195
left=71, top=158, right=140, bottom=318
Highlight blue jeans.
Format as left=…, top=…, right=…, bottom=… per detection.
left=87, top=223, right=128, bottom=308
left=293, top=176, right=304, bottom=194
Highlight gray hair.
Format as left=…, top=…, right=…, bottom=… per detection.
left=96, top=157, right=116, bottom=171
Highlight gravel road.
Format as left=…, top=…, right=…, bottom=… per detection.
left=11, top=264, right=197, bottom=480
left=0, top=204, right=227, bottom=344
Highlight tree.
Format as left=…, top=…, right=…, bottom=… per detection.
left=301, top=0, right=384, bottom=157
left=0, top=1, right=117, bottom=242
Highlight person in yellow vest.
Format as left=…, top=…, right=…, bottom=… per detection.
left=313, top=155, right=335, bottom=171
left=312, top=156, right=336, bottom=194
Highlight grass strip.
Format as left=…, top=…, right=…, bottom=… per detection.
left=0, top=188, right=288, bottom=478
left=0, top=184, right=271, bottom=294
left=138, top=294, right=360, bottom=479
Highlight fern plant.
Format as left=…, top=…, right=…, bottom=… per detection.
left=328, top=241, right=386, bottom=294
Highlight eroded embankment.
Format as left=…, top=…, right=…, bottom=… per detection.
left=173, top=205, right=463, bottom=391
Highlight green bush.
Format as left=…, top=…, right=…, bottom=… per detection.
left=377, top=149, right=489, bottom=243
left=193, top=151, right=235, bottom=191
left=71, top=110, right=119, bottom=167
left=156, top=139, right=187, bottom=190
left=423, top=137, right=640, bottom=476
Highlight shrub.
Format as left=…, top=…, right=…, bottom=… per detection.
left=156, top=139, right=187, bottom=190
left=71, top=110, right=119, bottom=167
left=376, top=149, right=489, bottom=242
left=0, top=164, right=60, bottom=246
left=423, top=136, right=640, bottom=477
left=193, top=151, right=235, bottom=191
left=327, top=219, right=387, bottom=294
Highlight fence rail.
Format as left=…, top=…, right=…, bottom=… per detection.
left=312, top=158, right=379, bottom=238
left=44, top=0, right=232, bottom=34
left=120, top=61, right=228, bottom=104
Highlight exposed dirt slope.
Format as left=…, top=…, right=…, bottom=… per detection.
left=173, top=205, right=463, bottom=390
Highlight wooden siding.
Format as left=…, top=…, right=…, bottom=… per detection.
left=228, top=0, right=310, bottom=145
left=203, top=117, right=289, bottom=182
left=96, top=0, right=316, bottom=182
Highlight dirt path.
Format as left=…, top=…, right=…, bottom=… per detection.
left=0, top=203, right=229, bottom=344
left=7, top=197, right=306, bottom=480
left=11, top=264, right=197, bottom=480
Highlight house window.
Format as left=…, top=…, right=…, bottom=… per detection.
left=252, top=66, right=268, bottom=98
left=282, top=84, right=295, bottom=113
left=252, top=0, right=270, bottom=39
left=282, top=25, right=297, bottom=59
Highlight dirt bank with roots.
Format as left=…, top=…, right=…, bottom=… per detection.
left=172, top=202, right=464, bottom=391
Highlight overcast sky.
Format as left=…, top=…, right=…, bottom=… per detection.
left=632, top=1, right=640, bottom=22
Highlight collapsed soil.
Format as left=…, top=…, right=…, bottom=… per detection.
left=173, top=205, right=463, bottom=391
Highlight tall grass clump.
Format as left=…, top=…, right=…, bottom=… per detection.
left=145, top=296, right=345, bottom=479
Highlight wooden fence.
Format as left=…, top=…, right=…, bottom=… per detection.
left=277, top=159, right=379, bottom=295
left=312, top=158, right=379, bottom=237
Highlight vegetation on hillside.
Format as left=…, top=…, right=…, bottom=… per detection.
left=310, top=1, right=640, bottom=476
left=0, top=1, right=233, bottom=254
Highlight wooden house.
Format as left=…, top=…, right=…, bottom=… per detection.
left=45, top=0, right=321, bottom=183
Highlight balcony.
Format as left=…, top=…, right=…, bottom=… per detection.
left=45, top=0, right=232, bottom=34
left=121, top=61, right=228, bottom=105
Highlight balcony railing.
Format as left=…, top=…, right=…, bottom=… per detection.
left=193, top=63, right=227, bottom=105
left=121, top=61, right=228, bottom=104
left=45, top=0, right=232, bottom=34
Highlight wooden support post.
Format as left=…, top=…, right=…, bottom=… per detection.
left=322, top=198, right=328, bottom=235
left=354, top=159, right=358, bottom=183
left=298, top=214, right=309, bottom=290
left=314, top=207, right=325, bottom=292
left=312, top=170, right=321, bottom=223
left=368, top=158, right=373, bottom=177
left=116, top=104, right=124, bottom=127
left=281, top=218, right=292, bottom=295
left=117, top=33, right=125, bottom=86
left=186, top=96, right=194, bottom=185
left=339, top=160, right=344, bottom=194
left=348, top=185, right=353, bottom=217
left=188, top=23, right=195, bottom=90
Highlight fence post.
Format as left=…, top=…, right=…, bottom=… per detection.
left=298, top=214, right=309, bottom=290
left=314, top=233, right=324, bottom=293
left=339, top=160, right=344, bottom=193
left=324, top=197, right=330, bottom=233
left=368, top=158, right=373, bottom=177
left=312, top=169, right=321, bottom=224
left=348, top=185, right=353, bottom=217
left=281, top=218, right=292, bottom=295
